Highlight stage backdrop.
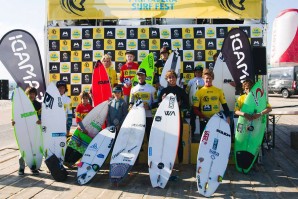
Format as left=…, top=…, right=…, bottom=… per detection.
left=47, top=24, right=264, bottom=114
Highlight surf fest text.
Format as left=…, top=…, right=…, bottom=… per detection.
left=129, top=0, right=178, bottom=10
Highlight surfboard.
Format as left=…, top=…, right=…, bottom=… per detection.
left=110, top=99, right=146, bottom=184
left=65, top=101, right=109, bottom=164
left=234, top=81, right=267, bottom=173
left=212, top=52, right=236, bottom=111
left=92, top=61, right=112, bottom=107
left=148, top=93, right=180, bottom=188
left=132, top=52, right=155, bottom=86
left=77, top=126, right=116, bottom=185
left=196, top=112, right=231, bottom=197
left=160, top=50, right=181, bottom=88
left=12, top=86, right=43, bottom=170
left=42, top=82, right=67, bottom=161
left=189, top=80, right=200, bottom=106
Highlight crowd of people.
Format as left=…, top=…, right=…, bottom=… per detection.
left=12, top=46, right=272, bottom=175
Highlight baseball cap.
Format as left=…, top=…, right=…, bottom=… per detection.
left=56, top=80, right=67, bottom=88
left=194, top=66, right=203, bottom=71
left=136, top=68, right=146, bottom=76
left=112, top=86, right=122, bottom=93
left=160, top=46, right=170, bottom=54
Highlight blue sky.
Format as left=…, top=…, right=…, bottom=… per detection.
left=0, top=0, right=297, bottom=82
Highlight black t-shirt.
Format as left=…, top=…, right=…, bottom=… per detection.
left=32, top=100, right=41, bottom=118
left=158, top=85, right=189, bottom=110
left=153, top=59, right=167, bottom=84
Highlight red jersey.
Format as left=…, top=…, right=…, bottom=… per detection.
left=120, top=62, right=139, bottom=96
left=75, top=103, right=93, bottom=123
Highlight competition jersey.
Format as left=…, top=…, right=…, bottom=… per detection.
left=120, top=62, right=139, bottom=96
left=130, top=83, right=157, bottom=117
left=235, top=93, right=271, bottom=112
left=61, top=94, right=72, bottom=117
left=75, top=103, right=93, bottom=123
left=193, top=86, right=227, bottom=118
left=105, top=67, right=117, bottom=87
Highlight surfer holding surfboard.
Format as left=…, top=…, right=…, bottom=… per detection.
left=130, top=68, right=158, bottom=139
left=120, top=50, right=139, bottom=104
left=56, top=80, right=73, bottom=138
left=193, top=68, right=231, bottom=134
left=102, top=54, right=118, bottom=88
left=153, top=46, right=170, bottom=90
left=158, top=70, right=188, bottom=163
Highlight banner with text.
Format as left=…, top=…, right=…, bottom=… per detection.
left=48, top=0, right=262, bottom=20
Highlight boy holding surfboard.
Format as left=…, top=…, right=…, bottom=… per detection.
left=102, top=54, right=118, bottom=88
left=107, top=86, right=128, bottom=133
left=12, top=87, right=41, bottom=175
left=193, top=69, right=231, bottom=134
left=120, top=50, right=139, bottom=103
left=153, top=46, right=170, bottom=89
left=75, top=91, right=93, bottom=135
left=158, top=70, right=189, bottom=163
left=56, top=80, right=73, bottom=138
left=130, top=68, right=158, bottom=139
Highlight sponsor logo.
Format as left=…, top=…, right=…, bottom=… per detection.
left=157, top=162, right=164, bottom=169
left=210, top=96, right=218, bottom=101
left=202, top=131, right=210, bottom=145
left=89, top=143, right=98, bottom=151
left=72, top=29, right=81, bottom=38
left=237, top=123, right=243, bottom=133
left=164, top=111, right=175, bottom=116
left=60, top=142, right=65, bottom=147
left=209, top=149, right=219, bottom=157
left=252, top=87, right=264, bottom=106
left=98, top=80, right=109, bottom=85
left=108, top=138, right=114, bottom=148
left=84, top=154, right=90, bottom=157
left=58, top=97, right=63, bottom=108
left=132, top=124, right=145, bottom=127
left=184, top=51, right=193, bottom=61
left=218, top=0, right=245, bottom=15
left=149, top=147, right=152, bottom=156
left=127, top=40, right=137, bottom=49
left=155, top=116, right=162, bottom=122
left=206, top=28, right=215, bottom=37
left=50, top=52, right=59, bottom=61
left=173, top=40, right=182, bottom=49
left=117, top=29, right=125, bottom=38
left=169, top=96, right=175, bottom=109
left=20, top=111, right=36, bottom=118
left=97, top=154, right=105, bottom=158
left=112, top=148, right=125, bottom=159
left=52, top=132, right=67, bottom=137
left=252, top=27, right=262, bottom=37
left=91, top=121, right=102, bottom=131
left=123, top=156, right=133, bottom=162
left=43, top=92, right=54, bottom=109
left=212, top=138, right=218, bottom=150
left=161, top=29, right=170, bottom=38
left=216, top=129, right=231, bottom=137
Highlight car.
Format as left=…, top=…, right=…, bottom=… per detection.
left=267, top=66, right=298, bottom=98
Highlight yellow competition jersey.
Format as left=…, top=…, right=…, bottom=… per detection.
left=235, top=94, right=271, bottom=112
left=130, top=84, right=157, bottom=117
left=105, top=67, right=117, bottom=87
left=193, top=86, right=227, bottom=118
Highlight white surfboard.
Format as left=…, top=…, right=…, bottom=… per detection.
left=196, top=112, right=231, bottom=197
left=42, top=82, right=67, bottom=161
left=160, top=50, right=181, bottom=88
left=212, top=53, right=236, bottom=110
left=12, top=87, right=43, bottom=170
left=110, top=99, right=146, bottom=184
left=81, top=100, right=109, bottom=138
left=77, top=126, right=116, bottom=185
left=189, top=80, right=200, bottom=106
left=148, top=93, right=180, bottom=188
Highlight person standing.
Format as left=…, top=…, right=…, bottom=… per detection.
left=12, top=87, right=41, bottom=175
left=186, top=66, right=205, bottom=139
left=102, top=54, right=118, bottom=88
left=120, top=50, right=139, bottom=103
left=56, top=80, right=73, bottom=138
left=158, top=70, right=189, bottom=163
left=130, top=68, right=157, bottom=140
left=193, top=69, right=231, bottom=135
left=107, top=86, right=128, bottom=134
left=153, top=46, right=170, bottom=89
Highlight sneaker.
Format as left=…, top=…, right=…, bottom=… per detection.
left=31, top=169, right=39, bottom=175
left=18, top=168, right=24, bottom=176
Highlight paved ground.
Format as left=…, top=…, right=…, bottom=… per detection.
left=0, top=97, right=297, bottom=198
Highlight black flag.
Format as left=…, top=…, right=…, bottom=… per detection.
left=0, top=29, right=46, bottom=102
left=221, top=28, right=254, bottom=88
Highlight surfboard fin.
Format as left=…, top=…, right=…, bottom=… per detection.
left=197, top=167, right=202, bottom=173
left=157, top=175, right=160, bottom=183
left=217, top=175, right=223, bottom=182
left=204, top=182, right=209, bottom=191
left=169, top=162, right=172, bottom=170
left=149, top=161, right=152, bottom=168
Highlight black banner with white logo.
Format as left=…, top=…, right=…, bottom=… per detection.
left=0, top=29, right=45, bottom=101
left=221, top=28, right=254, bottom=88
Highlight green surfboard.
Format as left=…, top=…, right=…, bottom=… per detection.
left=234, top=81, right=267, bottom=173
left=132, top=52, right=154, bottom=86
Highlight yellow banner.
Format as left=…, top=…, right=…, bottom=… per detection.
left=48, top=0, right=262, bottom=20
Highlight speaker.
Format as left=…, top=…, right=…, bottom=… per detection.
left=252, top=47, right=267, bottom=75
left=0, top=80, right=9, bottom=100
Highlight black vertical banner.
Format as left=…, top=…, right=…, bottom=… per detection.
left=0, top=29, right=45, bottom=102
left=221, top=28, right=254, bottom=88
